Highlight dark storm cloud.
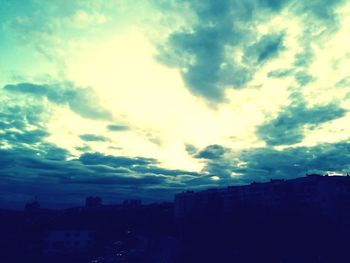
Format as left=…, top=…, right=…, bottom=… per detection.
left=0, top=97, right=52, bottom=156
left=0, top=102, right=45, bottom=130
left=2, top=113, right=350, bottom=208
left=5, top=126, right=347, bottom=208
left=0, top=128, right=49, bottom=146
left=156, top=0, right=344, bottom=101
left=256, top=95, right=347, bottom=146
left=197, top=139, right=350, bottom=185
left=107, top=124, right=129, bottom=132
left=195, top=144, right=227, bottom=159
left=0, top=148, right=204, bottom=208
left=3, top=82, right=112, bottom=120
left=206, top=160, right=237, bottom=179
left=0, top=102, right=72, bottom=163
left=66, top=174, right=166, bottom=186
left=235, top=141, right=350, bottom=182
left=80, top=134, right=108, bottom=142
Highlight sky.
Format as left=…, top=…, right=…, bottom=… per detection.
left=1, top=0, right=350, bottom=208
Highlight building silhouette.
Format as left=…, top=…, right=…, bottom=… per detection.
left=174, top=174, right=350, bottom=262
left=85, top=196, right=102, bottom=208
left=175, top=174, right=350, bottom=223
left=122, top=199, right=142, bottom=208
left=24, top=201, right=41, bottom=212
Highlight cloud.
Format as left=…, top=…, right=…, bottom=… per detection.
left=236, top=141, right=350, bottom=182
left=0, top=84, right=81, bottom=162
left=80, top=134, right=108, bottom=142
left=0, top=101, right=46, bottom=130
left=1, top=0, right=349, bottom=209
left=132, top=166, right=201, bottom=177
left=107, top=124, right=129, bottom=132
left=1, top=80, right=349, bottom=208
left=63, top=10, right=107, bottom=28
left=185, top=144, right=198, bottom=155
left=155, top=0, right=345, bottom=101
left=156, top=0, right=251, bottom=101
left=64, top=174, right=166, bottom=186
left=0, top=128, right=49, bottom=146
left=0, top=94, right=50, bottom=151
left=0, top=147, right=203, bottom=208
left=195, top=144, right=227, bottom=159
left=267, top=69, right=293, bottom=78
left=256, top=94, right=347, bottom=146
left=79, top=152, right=156, bottom=167
left=294, top=71, right=314, bottom=86
left=299, top=0, right=344, bottom=20
left=259, top=0, right=289, bottom=11
left=3, top=82, right=112, bottom=120
left=75, top=145, right=92, bottom=152
left=246, top=33, right=285, bottom=64
left=0, top=109, right=70, bottom=163
left=197, top=139, right=350, bottom=184
left=1, top=1, right=113, bottom=69
left=0, top=83, right=193, bottom=207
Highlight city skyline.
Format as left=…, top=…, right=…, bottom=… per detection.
left=1, top=0, right=350, bottom=208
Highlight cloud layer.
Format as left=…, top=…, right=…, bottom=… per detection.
left=1, top=0, right=350, bottom=208
left=157, top=0, right=345, bottom=101
left=4, top=82, right=112, bottom=120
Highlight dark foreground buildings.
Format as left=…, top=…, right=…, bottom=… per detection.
left=1, top=174, right=350, bottom=262
left=175, top=173, right=350, bottom=222
left=175, top=174, right=350, bottom=263
left=0, top=200, right=175, bottom=263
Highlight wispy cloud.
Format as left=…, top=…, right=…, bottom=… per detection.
left=4, top=82, right=112, bottom=120
left=80, top=134, right=108, bottom=142
left=257, top=94, right=347, bottom=146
